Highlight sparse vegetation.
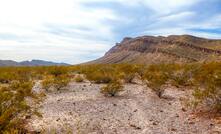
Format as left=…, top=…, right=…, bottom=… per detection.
left=100, top=81, right=124, bottom=97
left=1, top=62, right=221, bottom=133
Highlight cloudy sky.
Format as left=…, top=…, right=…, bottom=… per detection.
left=0, top=0, right=221, bottom=64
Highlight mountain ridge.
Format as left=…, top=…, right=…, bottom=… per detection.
left=0, top=59, right=70, bottom=66
left=88, top=34, right=221, bottom=64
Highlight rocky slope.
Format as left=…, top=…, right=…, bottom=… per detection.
left=89, top=35, right=221, bottom=64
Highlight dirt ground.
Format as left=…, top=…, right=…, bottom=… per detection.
left=28, top=82, right=221, bottom=134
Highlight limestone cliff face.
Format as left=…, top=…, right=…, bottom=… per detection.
left=88, top=35, right=221, bottom=64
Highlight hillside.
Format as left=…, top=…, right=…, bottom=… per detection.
left=0, top=59, right=69, bottom=66
left=89, top=35, right=221, bottom=64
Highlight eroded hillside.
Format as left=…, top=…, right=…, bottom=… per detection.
left=89, top=35, right=221, bottom=64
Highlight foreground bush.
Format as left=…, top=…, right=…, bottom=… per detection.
left=0, top=81, right=35, bottom=133
left=192, top=62, right=221, bottom=112
left=100, top=81, right=124, bottom=97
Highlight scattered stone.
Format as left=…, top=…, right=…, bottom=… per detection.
left=171, top=128, right=177, bottom=131
left=134, top=109, right=138, bottom=112
left=175, top=113, right=179, bottom=118
left=25, top=115, right=31, bottom=119
left=188, top=121, right=195, bottom=125
left=57, top=99, right=62, bottom=102
left=161, top=90, right=175, bottom=100
left=181, top=107, right=187, bottom=112
left=113, top=103, right=117, bottom=106
left=153, top=121, right=159, bottom=125
left=130, top=124, right=141, bottom=130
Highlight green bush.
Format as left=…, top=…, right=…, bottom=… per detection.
left=100, top=81, right=124, bottom=97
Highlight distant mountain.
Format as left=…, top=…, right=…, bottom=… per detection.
left=0, top=59, right=70, bottom=66
left=88, top=35, right=221, bottom=64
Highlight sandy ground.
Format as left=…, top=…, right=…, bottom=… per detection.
left=28, top=82, right=221, bottom=134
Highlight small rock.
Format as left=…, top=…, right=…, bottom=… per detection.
left=171, top=128, right=177, bottom=131
left=188, top=121, right=195, bottom=124
left=161, top=89, right=175, bottom=100
left=130, top=124, right=141, bottom=130
left=160, top=110, right=163, bottom=113
left=131, top=73, right=143, bottom=85
left=134, top=109, right=138, bottom=112
left=57, top=99, right=62, bottom=102
left=113, top=103, right=117, bottom=106
left=25, top=115, right=31, bottom=119
left=175, top=114, right=179, bottom=117
left=56, top=118, right=60, bottom=121
left=153, top=121, right=159, bottom=125
left=182, top=107, right=187, bottom=112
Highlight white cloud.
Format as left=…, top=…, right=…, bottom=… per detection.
left=0, top=0, right=220, bottom=63
left=0, top=0, right=118, bottom=64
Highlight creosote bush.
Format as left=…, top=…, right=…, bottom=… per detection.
left=100, top=81, right=124, bottom=97
left=0, top=81, right=35, bottom=133
left=41, top=74, right=70, bottom=91
left=191, top=62, right=221, bottom=112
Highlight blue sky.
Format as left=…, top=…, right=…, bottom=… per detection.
left=0, top=0, right=221, bottom=64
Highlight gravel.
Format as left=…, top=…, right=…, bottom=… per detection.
left=27, top=82, right=221, bottom=134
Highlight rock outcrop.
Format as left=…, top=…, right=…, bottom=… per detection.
left=88, top=35, right=221, bottom=64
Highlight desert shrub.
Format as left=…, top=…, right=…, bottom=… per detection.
left=48, top=66, right=69, bottom=77
left=41, top=75, right=54, bottom=91
left=75, top=75, right=84, bottom=82
left=170, top=69, right=192, bottom=87
left=80, top=65, right=114, bottom=83
left=54, top=75, right=70, bottom=90
left=0, top=73, right=13, bottom=84
left=41, top=75, right=70, bottom=91
left=118, top=72, right=134, bottom=83
left=145, top=71, right=168, bottom=97
left=100, top=81, right=124, bottom=97
left=143, top=64, right=171, bottom=97
left=191, top=62, right=221, bottom=112
left=0, top=81, right=35, bottom=133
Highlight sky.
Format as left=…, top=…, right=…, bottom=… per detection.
left=0, top=0, right=221, bottom=64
